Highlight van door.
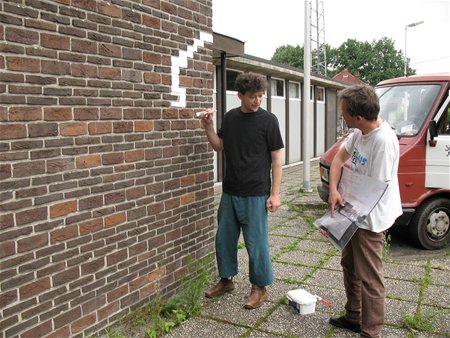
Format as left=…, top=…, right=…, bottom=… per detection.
left=425, top=96, right=450, bottom=189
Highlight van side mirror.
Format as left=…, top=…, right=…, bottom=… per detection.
left=428, top=120, right=438, bottom=146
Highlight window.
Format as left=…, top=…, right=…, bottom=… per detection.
left=315, top=86, right=325, bottom=102
left=438, top=102, right=450, bottom=135
left=289, top=82, right=300, bottom=99
left=226, top=70, right=241, bottom=91
left=271, top=78, right=284, bottom=97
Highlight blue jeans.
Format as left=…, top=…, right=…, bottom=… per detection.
left=215, top=193, right=274, bottom=286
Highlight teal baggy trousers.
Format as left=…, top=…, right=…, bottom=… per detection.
left=215, top=193, right=274, bottom=286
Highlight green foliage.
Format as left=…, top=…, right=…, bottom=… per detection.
left=382, top=233, right=391, bottom=262
left=271, top=37, right=415, bottom=85
left=107, top=255, right=212, bottom=338
left=401, top=309, right=448, bottom=332
left=271, top=44, right=304, bottom=68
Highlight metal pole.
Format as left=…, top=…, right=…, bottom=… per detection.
left=302, top=0, right=312, bottom=192
left=404, top=25, right=407, bottom=76
left=404, top=20, right=424, bottom=77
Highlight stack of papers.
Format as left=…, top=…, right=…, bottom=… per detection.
left=314, top=167, right=388, bottom=250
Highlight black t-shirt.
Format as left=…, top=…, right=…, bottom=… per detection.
left=218, top=107, right=284, bottom=196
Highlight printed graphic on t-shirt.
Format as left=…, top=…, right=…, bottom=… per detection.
left=351, top=149, right=367, bottom=166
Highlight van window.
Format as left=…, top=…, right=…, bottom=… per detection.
left=376, top=84, right=441, bottom=137
left=438, top=102, right=450, bottom=135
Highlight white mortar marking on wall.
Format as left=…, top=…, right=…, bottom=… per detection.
left=170, top=31, right=213, bottom=107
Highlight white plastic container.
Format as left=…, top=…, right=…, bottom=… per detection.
left=286, top=289, right=317, bottom=315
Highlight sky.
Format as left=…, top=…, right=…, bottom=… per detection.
left=212, top=0, right=450, bottom=75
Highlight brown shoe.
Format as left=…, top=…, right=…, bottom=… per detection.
left=244, top=285, right=267, bottom=309
left=205, top=278, right=234, bottom=298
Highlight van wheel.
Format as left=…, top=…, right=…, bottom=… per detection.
left=409, top=198, right=450, bottom=250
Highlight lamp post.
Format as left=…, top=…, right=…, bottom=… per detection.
left=404, top=20, right=424, bottom=76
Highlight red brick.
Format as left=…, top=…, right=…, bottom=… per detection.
left=7, top=56, right=40, bottom=72
left=113, top=121, right=133, bottom=133
left=81, top=257, right=105, bottom=275
left=44, top=107, right=72, bottom=121
left=28, top=123, right=58, bottom=138
left=125, top=149, right=144, bottom=162
left=134, top=120, right=153, bottom=132
left=180, top=175, right=195, bottom=187
left=79, top=195, right=103, bottom=211
left=16, top=207, right=48, bottom=226
left=74, top=107, right=99, bottom=120
left=143, top=15, right=160, bottom=29
left=72, top=38, right=97, bottom=54
left=71, top=313, right=96, bottom=333
left=0, top=241, right=15, bottom=259
left=0, top=164, right=11, bottom=180
left=196, top=172, right=209, bottom=183
left=0, top=213, right=14, bottom=229
left=50, top=225, right=79, bottom=243
left=41, top=60, right=71, bottom=75
left=50, top=200, right=77, bottom=218
left=6, top=27, right=39, bottom=45
left=52, top=266, right=80, bottom=286
left=76, top=154, right=101, bottom=169
left=104, top=212, right=126, bottom=227
left=99, top=44, right=121, bottom=58
left=47, top=158, right=75, bottom=173
left=97, top=2, right=121, bottom=17
left=21, top=320, right=52, bottom=338
left=180, top=75, right=193, bottom=87
left=60, top=122, right=87, bottom=136
left=97, top=301, right=119, bottom=321
left=18, top=233, right=48, bottom=253
left=45, top=326, right=70, bottom=338
left=102, top=152, right=124, bottom=165
left=41, top=33, right=70, bottom=50
left=144, top=72, right=161, bottom=83
left=20, top=277, right=51, bottom=299
left=0, top=124, right=26, bottom=140
left=88, top=122, right=112, bottom=134
left=107, top=284, right=128, bottom=302
left=99, top=67, right=121, bottom=79
left=0, top=290, right=17, bottom=309
left=79, top=218, right=103, bottom=235
left=164, top=197, right=180, bottom=210
left=9, top=107, right=42, bottom=121
left=180, top=192, right=195, bottom=205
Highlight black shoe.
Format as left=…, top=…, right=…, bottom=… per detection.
left=329, top=316, right=361, bottom=333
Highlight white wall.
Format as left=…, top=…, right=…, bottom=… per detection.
left=288, top=99, right=301, bottom=163
left=315, top=102, right=326, bottom=156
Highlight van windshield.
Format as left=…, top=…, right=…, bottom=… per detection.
left=376, top=84, right=440, bottom=137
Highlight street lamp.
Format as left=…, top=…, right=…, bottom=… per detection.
left=404, top=20, right=424, bottom=76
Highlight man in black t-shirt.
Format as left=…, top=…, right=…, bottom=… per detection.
left=200, top=72, right=284, bottom=309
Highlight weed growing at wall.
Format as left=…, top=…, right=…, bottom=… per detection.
left=103, top=255, right=212, bottom=338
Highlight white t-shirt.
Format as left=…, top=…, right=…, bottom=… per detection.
left=344, top=121, right=402, bottom=232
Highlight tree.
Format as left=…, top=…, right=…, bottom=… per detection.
left=271, top=44, right=304, bottom=69
left=271, top=37, right=415, bottom=85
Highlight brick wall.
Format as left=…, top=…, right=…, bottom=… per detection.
left=0, top=1, right=215, bottom=337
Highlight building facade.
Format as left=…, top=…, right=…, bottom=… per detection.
left=0, top=1, right=215, bottom=337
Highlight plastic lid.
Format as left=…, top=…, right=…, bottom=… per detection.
left=286, top=289, right=317, bottom=304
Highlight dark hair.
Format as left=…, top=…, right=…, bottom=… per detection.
left=338, top=84, right=379, bottom=120
left=235, top=72, right=267, bottom=94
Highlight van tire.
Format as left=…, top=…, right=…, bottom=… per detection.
left=409, top=198, right=450, bottom=250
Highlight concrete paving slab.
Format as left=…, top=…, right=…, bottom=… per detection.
left=165, top=317, right=248, bottom=338
left=383, top=262, right=426, bottom=280
left=385, top=278, right=421, bottom=302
